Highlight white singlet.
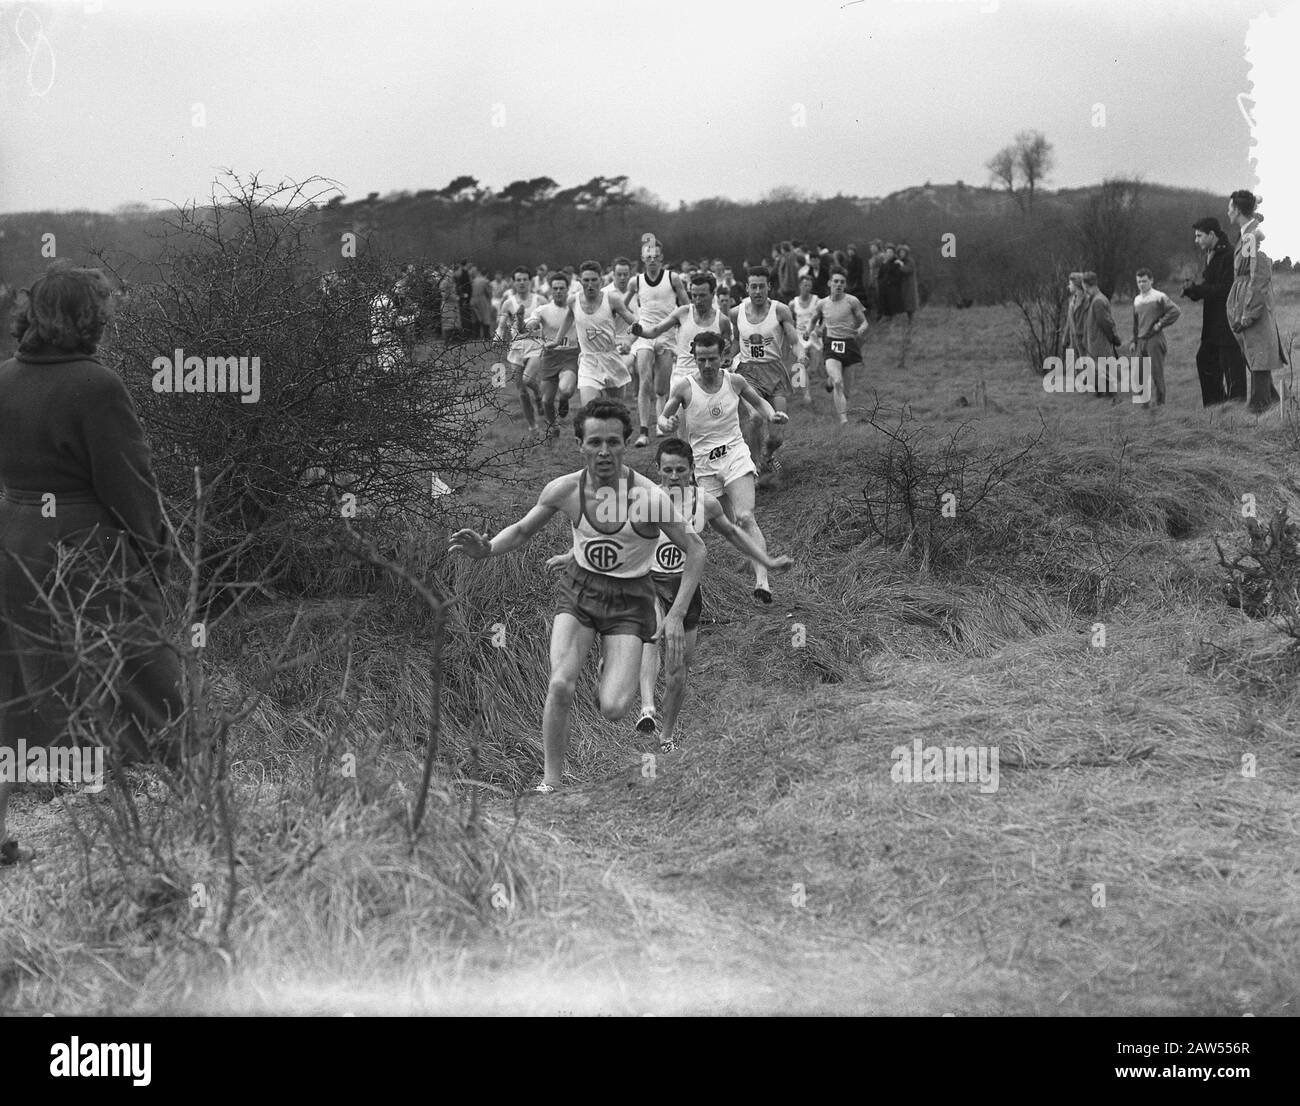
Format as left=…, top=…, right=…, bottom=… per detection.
left=652, top=487, right=707, bottom=575
left=736, top=298, right=785, bottom=366
left=682, top=371, right=746, bottom=467
left=634, top=269, right=677, bottom=327
left=675, top=304, right=728, bottom=377
left=570, top=469, right=661, bottom=578
left=572, top=288, right=632, bottom=386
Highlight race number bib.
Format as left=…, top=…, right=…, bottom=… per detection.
left=707, top=443, right=728, bottom=461
left=747, top=336, right=766, bottom=360
left=830, top=339, right=847, bottom=356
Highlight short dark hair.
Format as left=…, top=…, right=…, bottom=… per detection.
left=11, top=262, right=113, bottom=355
left=575, top=399, right=634, bottom=442
left=579, top=259, right=602, bottom=276
left=829, top=265, right=847, bottom=278
left=655, top=437, right=694, bottom=468
left=746, top=265, right=771, bottom=283
left=1135, top=268, right=1153, bottom=279
left=549, top=272, right=570, bottom=286
left=690, top=272, right=717, bottom=292
left=513, top=266, right=531, bottom=279
left=1192, top=217, right=1225, bottom=239
left=1081, top=271, right=1099, bottom=285
left=798, top=271, right=813, bottom=284
left=690, top=330, right=724, bottom=353
left=1229, top=190, right=1259, bottom=217
left=612, top=256, right=632, bottom=270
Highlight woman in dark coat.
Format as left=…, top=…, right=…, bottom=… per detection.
left=0, top=264, right=183, bottom=866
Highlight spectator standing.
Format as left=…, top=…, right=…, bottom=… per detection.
left=1182, top=217, right=1249, bottom=406
left=1225, top=190, right=1286, bottom=414
left=1081, top=271, right=1121, bottom=399
left=1129, top=268, right=1181, bottom=407
left=0, top=264, right=184, bottom=866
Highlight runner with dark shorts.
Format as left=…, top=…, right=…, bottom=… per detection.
left=524, top=272, right=579, bottom=430
left=450, top=400, right=705, bottom=793
left=811, top=266, right=870, bottom=426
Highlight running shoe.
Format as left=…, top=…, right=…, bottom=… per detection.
left=659, top=735, right=677, bottom=754
left=768, top=456, right=784, bottom=474
left=753, top=586, right=772, bottom=604
left=532, top=781, right=558, bottom=795
left=635, top=433, right=649, bottom=448
left=635, top=709, right=658, bottom=734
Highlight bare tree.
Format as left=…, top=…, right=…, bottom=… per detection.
left=985, top=145, right=1020, bottom=208
left=1074, top=177, right=1148, bottom=298
left=1014, top=130, right=1054, bottom=209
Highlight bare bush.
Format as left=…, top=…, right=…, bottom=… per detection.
left=98, top=172, right=520, bottom=608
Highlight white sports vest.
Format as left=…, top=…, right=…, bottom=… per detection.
left=652, top=487, right=707, bottom=575
left=675, top=305, right=727, bottom=375
left=736, top=299, right=784, bottom=365
left=684, top=372, right=745, bottom=466
left=570, top=470, right=660, bottom=577
left=635, top=269, right=677, bottom=326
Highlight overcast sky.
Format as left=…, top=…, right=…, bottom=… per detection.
left=0, top=0, right=1295, bottom=249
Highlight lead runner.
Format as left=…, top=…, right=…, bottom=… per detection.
left=448, top=399, right=705, bottom=793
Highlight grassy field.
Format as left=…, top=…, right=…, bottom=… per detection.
left=3, top=277, right=1299, bottom=1015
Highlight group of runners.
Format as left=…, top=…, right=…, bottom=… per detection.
left=455, top=232, right=879, bottom=793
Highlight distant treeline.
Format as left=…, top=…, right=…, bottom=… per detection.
left=2, top=177, right=1283, bottom=350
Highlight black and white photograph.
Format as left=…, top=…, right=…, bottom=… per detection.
left=1, top=0, right=1297, bottom=1054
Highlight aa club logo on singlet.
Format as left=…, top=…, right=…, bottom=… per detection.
left=655, top=543, right=685, bottom=572
left=583, top=538, right=623, bottom=572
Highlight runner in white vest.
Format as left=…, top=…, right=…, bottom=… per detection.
left=552, top=259, right=640, bottom=408
left=449, top=399, right=705, bottom=793
left=657, top=330, right=789, bottom=604
left=627, top=234, right=688, bottom=448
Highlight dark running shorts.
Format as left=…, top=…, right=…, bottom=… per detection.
left=650, top=572, right=703, bottom=632
left=556, top=562, right=658, bottom=642
left=823, top=336, right=862, bottom=368
left=737, top=358, right=790, bottom=401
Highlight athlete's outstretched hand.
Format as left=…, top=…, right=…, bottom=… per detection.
left=770, top=411, right=790, bottom=424
left=657, top=414, right=679, bottom=435
left=448, top=529, right=491, bottom=558
left=544, top=550, right=574, bottom=571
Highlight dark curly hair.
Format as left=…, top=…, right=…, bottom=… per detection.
left=10, top=262, right=114, bottom=355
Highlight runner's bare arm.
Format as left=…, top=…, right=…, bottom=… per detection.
left=775, top=303, right=803, bottom=360
left=850, top=295, right=870, bottom=338
left=608, top=290, right=640, bottom=329
left=671, top=273, right=690, bottom=306
left=660, top=379, right=691, bottom=431
left=701, top=491, right=793, bottom=571
left=448, top=478, right=568, bottom=558
left=736, top=377, right=782, bottom=423
left=634, top=303, right=686, bottom=340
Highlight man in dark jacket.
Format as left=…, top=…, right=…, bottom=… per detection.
left=845, top=245, right=866, bottom=299
left=1182, top=217, right=1249, bottom=406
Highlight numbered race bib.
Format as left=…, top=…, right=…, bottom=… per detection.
left=707, top=443, right=728, bottom=461
left=830, top=339, right=847, bottom=356
left=747, top=337, right=766, bottom=359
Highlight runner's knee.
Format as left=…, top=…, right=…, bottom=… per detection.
left=547, top=674, right=578, bottom=705
left=599, top=687, right=635, bottom=721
